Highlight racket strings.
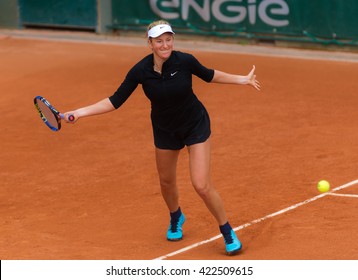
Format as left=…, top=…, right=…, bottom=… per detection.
left=34, top=96, right=61, bottom=131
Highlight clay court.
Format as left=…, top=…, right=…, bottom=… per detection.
left=1, top=31, right=358, bottom=260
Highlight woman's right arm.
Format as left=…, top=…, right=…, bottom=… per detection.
left=64, top=97, right=115, bottom=123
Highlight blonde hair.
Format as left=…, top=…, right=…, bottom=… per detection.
left=146, top=20, right=172, bottom=38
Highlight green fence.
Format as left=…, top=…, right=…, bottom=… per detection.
left=111, top=0, right=358, bottom=46
left=18, top=0, right=97, bottom=30
left=2, top=0, right=357, bottom=46
left=0, top=0, right=19, bottom=28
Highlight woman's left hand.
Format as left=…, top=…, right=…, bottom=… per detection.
left=246, top=65, right=261, bottom=91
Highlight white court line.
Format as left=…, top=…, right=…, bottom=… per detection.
left=328, top=193, right=358, bottom=198
left=154, top=179, right=358, bottom=260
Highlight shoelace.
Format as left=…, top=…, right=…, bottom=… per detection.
left=223, top=232, right=234, bottom=244
left=170, top=218, right=179, bottom=233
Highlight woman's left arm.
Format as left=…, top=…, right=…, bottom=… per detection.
left=211, top=65, right=261, bottom=91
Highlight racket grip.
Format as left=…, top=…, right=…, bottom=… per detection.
left=59, top=113, right=75, bottom=122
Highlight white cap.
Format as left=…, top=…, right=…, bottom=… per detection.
left=148, top=24, right=175, bottom=38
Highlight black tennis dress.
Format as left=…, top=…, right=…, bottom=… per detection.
left=109, top=51, right=215, bottom=150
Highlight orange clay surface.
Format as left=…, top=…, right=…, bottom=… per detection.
left=1, top=32, right=358, bottom=260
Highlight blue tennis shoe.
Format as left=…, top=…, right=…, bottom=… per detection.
left=224, top=230, right=242, bottom=255
left=167, top=213, right=185, bottom=241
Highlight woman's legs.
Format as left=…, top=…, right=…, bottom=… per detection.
left=155, top=139, right=227, bottom=224
left=155, top=140, right=241, bottom=253
left=188, top=137, right=241, bottom=255
left=187, top=137, right=228, bottom=225
left=155, top=148, right=185, bottom=241
left=155, top=148, right=181, bottom=212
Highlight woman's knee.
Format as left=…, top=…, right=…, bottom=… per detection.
left=160, top=177, right=176, bottom=189
left=192, top=181, right=212, bottom=199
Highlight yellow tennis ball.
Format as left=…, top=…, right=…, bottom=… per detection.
left=317, top=180, right=330, bottom=193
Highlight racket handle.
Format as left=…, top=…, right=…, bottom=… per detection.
left=59, top=113, right=75, bottom=122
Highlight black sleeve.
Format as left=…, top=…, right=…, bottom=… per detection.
left=108, top=67, right=139, bottom=109
left=186, top=53, right=214, bottom=82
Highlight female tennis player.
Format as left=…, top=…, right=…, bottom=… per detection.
left=64, top=20, right=260, bottom=255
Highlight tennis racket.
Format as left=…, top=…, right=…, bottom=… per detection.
left=34, top=95, right=74, bottom=131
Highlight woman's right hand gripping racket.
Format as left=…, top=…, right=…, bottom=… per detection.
left=34, top=96, right=75, bottom=131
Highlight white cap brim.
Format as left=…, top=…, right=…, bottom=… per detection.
left=148, top=24, right=175, bottom=38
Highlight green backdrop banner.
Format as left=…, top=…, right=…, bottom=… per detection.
left=111, top=0, right=358, bottom=45
left=19, top=0, right=97, bottom=29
